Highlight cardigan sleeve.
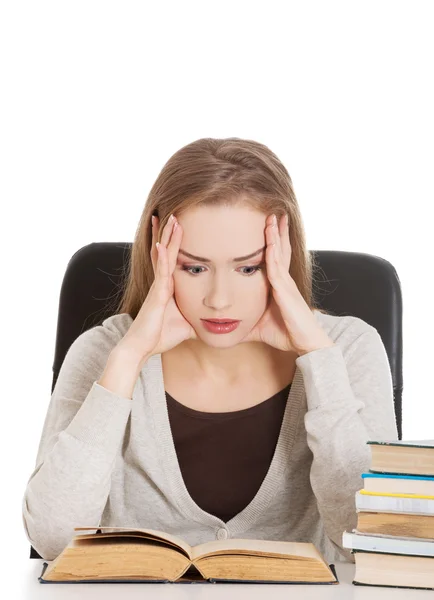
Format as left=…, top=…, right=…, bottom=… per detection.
left=295, top=324, right=399, bottom=563
left=21, top=321, right=133, bottom=561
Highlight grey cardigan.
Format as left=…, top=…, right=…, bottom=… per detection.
left=22, top=309, right=399, bottom=563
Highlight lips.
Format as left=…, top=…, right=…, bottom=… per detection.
left=202, top=319, right=239, bottom=323
left=201, top=319, right=241, bottom=334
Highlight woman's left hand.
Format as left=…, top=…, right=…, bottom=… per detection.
left=241, top=213, right=335, bottom=356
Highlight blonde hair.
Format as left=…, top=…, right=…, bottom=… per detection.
left=113, top=137, right=331, bottom=319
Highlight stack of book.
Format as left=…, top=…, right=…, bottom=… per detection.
left=342, top=439, right=434, bottom=590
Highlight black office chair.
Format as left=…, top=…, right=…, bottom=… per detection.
left=29, top=243, right=403, bottom=558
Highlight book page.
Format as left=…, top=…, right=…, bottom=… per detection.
left=190, top=538, right=322, bottom=562
left=73, top=526, right=192, bottom=558
left=369, top=439, right=434, bottom=447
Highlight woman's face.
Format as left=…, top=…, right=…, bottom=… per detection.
left=173, top=204, right=271, bottom=345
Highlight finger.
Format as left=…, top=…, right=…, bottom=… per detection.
left=160, top=214, right=176, bottom=247
left=267, top=215, right=281, bottom=263
left=156, top=241, right=169, bottom=285
left=267, top=214, right=281, bottom=258
left=269, top=215, right=287, bottom=276
left=268, top=217, right=290, bottom=287
left=152, top=215, right=178, bottom=276
left=279, top=213, right=291, bottom=271
left=265, top=221, right=279, bottom=279
left=167, top=219, right=182, bottom=273
left=273, top=215, right=282, bottom=256
left=155, top=242, right=174, bottom=305
left=151, top=216, right=157, bottom=273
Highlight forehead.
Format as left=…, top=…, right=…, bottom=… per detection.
left=176, top=205, right=267, bottom=262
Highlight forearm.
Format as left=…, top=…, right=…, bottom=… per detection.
left=296, top=337, right=398, bottom=562
left=22, top=321, right=143, bottom=560
left=23, top=382, right=133, bottom=560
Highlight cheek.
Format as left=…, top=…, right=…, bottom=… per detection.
left=172, top=275, right=192, bottom=306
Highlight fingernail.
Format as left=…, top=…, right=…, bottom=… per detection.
left=272, top=214, right=277, bottom=226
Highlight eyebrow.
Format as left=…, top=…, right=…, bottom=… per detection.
left=178, top=246, right=266, bottom=263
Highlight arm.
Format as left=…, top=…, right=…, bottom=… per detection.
left=295, top=323, right=399, bottom=563
left=21, top=322, right=145, bottom=561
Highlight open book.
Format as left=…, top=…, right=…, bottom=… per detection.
left=38, top=526, right=339, bottom=584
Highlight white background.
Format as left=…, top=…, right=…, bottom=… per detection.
left=1, top=0, right=433, bottom=568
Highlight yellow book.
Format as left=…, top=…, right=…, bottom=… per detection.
left=359, top=490, right=434, bottom=499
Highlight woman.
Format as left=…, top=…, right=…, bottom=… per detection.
left=22, top=137, right=399, bottom=564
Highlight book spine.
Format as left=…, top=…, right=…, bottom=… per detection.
left=363, top=473, right=434, bottom=481
left=359, top=490, right=434, bottom=499
left=342, top=531, right=434, bottom=556
left=356, top=490, right=434, bottom=514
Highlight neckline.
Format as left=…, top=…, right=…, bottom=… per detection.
left=165, top=382, right=291, bottom=420
left=146, top=353, right=305, bottom=535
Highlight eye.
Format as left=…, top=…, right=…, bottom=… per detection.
left=181, top=264, right=264, bottom=277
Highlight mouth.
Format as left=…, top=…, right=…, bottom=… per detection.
left=201, top=319, right=241, bottom=334
left=201, top=319, right=240, bottom=324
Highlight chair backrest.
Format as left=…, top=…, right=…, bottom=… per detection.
left=29, top=243, right=403, bottom=558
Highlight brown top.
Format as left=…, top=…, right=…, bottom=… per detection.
left=165, top=382, right=292, bottom=523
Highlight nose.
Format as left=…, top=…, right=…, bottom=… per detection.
left=203, top=271, right=235, bottom=312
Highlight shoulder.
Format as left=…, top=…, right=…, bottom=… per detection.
left=309, top=310, right=391, bottom=379
left=52, top=313, right=136, bottom=403
left=99, top=312, right=134, bottom=339
left=313, top=309, right=379, bottom=350
left=65, top=312, right=134, bottom=368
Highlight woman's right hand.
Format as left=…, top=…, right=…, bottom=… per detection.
left=119, top=213, right=197, bottom=365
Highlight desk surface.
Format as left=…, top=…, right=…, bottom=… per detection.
left=15, top=560, right=430, bottom=599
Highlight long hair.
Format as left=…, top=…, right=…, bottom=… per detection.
left=113, top=137, right=330, bottom=319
